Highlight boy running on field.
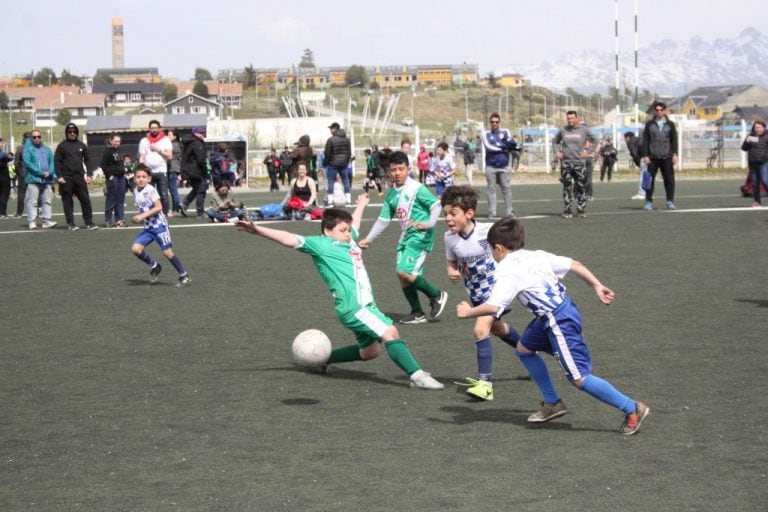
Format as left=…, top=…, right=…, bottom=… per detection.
left=235, top=193, right=443, bottom=390
left=442, top=185, right=521, bottom=401
left=130, top=164, right=190, bottom=285
left=359, top=151, right=448, bottom=325
left=456, top=217, right=649, bottom=435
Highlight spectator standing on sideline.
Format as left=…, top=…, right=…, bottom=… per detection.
left=138, top=119, right=172, bottom=215
left=278, top=146, right=292, bottom=186
left=54, top=122, right=98, bottom=230
left=741, top=120, right=768, bottom=207
left=481, top=113, right=519, bottom=219
left=641, top=101, right=678, bottom=210
left=210, top=143, right=236, bottom=187
left=624, top=132, right=646, bottom=200
left=22, top=130, right=58, bottom=230
left=453, top=135, right=469, bottom=183
left=263, top=148, right=281, bottom=191
left=101, top=132, right=127, bottom=227
left=552, top=111, right=597, bottom=218
left=417, top=144, right=431, bottom=184
left=180, top=126, right=209, bottom=219
left=12, top=132, right=30, bottom=218
left=597, top=137, right=618, bottom=182
left=166, top=129, right=183, bottom=215
left=323, top=122, right=352, bottom=206
left=0, top=139, right=11, bottom=217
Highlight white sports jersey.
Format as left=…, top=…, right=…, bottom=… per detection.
left=487, top=249, right=573, bottom=316
left=434, top=154, right=455, bottom=186
left=134, top=184, right=168, bottom=230
left=444, top=222, right=496, bottom=305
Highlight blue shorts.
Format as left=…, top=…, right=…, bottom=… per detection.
left=519, top=298, right=592, bottom=381
left=134, top=225, right=173, bottom=251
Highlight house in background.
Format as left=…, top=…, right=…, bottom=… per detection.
left=724, top=104, right=768, bottom=125
left=93, top=82, right=164, bottom=107
left=668, top=85, right=768, bottom=122
left=0, top=85, right=106, bottom=127
left=96, top=67, right=162, bottom=84
left=175, top=81, right=243, bottom=109
left=164, top=93, right=223, bottom=119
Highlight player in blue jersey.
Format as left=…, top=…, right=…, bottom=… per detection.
left=130, top=164, right=190, bottom=285
left=456, top=217, right=649, bottom=435
left=235, top=193, right=443, bottom=390
left=442, top=186, right=521, bottom=401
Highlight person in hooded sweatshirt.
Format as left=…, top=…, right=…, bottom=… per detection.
left=323, top=122, right=352, bottom=206
left=54, top=122, right=97, bottom=230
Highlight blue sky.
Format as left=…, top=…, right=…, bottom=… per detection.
left=2, top=0, right=765, bottom=80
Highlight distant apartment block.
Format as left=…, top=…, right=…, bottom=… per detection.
left=217, top=63, right=480, bottom=90
left=96, top=67, right=162, bottom=84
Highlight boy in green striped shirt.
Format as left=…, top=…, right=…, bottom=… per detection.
left=360, top=151, right=448, bottom=324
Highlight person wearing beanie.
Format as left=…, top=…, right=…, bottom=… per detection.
left=54, top=122, right=98, bottom=230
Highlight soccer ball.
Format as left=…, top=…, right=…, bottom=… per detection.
left=291, top=329, right=332, bottom=367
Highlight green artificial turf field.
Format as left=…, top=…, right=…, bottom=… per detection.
left=1, top=178, right=766, bottom=511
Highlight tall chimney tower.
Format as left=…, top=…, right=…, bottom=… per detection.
left=112, top=17, right=124, bottom=68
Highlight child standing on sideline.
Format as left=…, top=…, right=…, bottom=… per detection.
left=359, top=151, right=448, bottom=325
left=442, top=186, right=521, bottom=401
left=130, top=164, right=190, bottom=286
left=235, top=194, right=443, bottom=390
left=363, top=148, right=383, bottom=196
left=433, top=142, right=456, bottom=197
left=456, top=217, right=649, bottom=435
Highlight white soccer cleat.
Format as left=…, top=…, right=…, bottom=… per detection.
left=409, top=369, right=444, bottom=390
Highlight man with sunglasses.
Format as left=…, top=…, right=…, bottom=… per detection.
left=54, top=122, right=97, bottom=230
left=22, top=131, right=58, bottom=229
left=641, top=101, right=678, bottom=210
left=481, top=113, right=520, bottom=219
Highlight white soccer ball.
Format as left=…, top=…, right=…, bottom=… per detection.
left=291, top=329, right=332, bottom=367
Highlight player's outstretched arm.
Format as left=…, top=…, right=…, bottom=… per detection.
left=570, top=259, right=615, bottom=305
left=456, top=300, right=501, bottom=319
left=351, top=193, right=370, bottom=231
left=235, top=219, right=299, bottom=249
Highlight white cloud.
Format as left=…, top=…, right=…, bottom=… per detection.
left=256, top=16, right=312, bottom=45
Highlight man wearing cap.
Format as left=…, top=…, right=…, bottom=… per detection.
left=138, top=119, right=173, bottom=215
left=180, top=126, right=209, bottom=218
left=323, top=122, right=352, bottom=206
left=54, top=122, right=98, bottom=230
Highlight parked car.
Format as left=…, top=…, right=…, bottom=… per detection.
left=400, top=117, right=414, bottom=127
left=16, top=118, right=28, bottom=125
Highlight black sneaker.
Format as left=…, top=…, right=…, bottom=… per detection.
left=68, top=224, right=80, bottom=231
left=179, top=203, right=188, bottom=217
left=428, top=291, right=448, bottom=320
left=85, top=224, right=99, bottom=230
left=399, top=313, right=427, bottom=325
left=178, top=274, right=191, bottom=286
left=150, top=263, right=163, bottom=283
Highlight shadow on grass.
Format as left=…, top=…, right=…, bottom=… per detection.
left=123, top=278, right=179, bottom=287
left=221, top=364, right=409, bottom=388
left=429, top=405, right=608, bottom=433
left=735, top=298, right=768, bottom=308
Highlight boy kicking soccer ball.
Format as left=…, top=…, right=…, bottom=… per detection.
left=442, top=186, right=521, bottom=401
left=235, top=193, right=443, bottom=390
left=456, top=217, right=649, bottom=435
left=130, top=164, right=190, bottom=285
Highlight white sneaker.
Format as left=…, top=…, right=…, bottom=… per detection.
left=631, top=193, right=645, bottom=200
left=409, top=369, right=444, bottom=390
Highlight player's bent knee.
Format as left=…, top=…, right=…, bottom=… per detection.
left=380, top=325, right=400, bottom=342
left=359, top=343, right=380, bottom=360
left=130, top=244, right=143, bottom=255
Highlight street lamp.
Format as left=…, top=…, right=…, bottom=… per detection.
left=531, top=92, right=550, bottom=173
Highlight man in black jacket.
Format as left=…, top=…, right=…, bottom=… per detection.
left=54, top=123, right=97, bottom=230
left=180, top=126, right=208, bottom=218
left=641, top=102, right=678, bottom=210
left=323, top=122, right=351, bottom=206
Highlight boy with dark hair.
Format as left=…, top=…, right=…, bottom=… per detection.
left=442, top=185, right=521, bottom=400
left=130, top=164, right=190, bottom=286
left=360, top=151, right=448, bottom=325
left=235, top=194, right=443, bottom=390
left=456, top=217, right=649, bottom=435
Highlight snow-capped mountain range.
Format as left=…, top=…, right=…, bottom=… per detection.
left=508, top=27, right=768, bottom=95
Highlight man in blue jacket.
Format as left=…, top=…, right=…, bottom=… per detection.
left=22, top=130, right=58, bottom=230
left=481, top=113, right=520, bottom=219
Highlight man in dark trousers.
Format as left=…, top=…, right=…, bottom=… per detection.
left=323, top=122, right=352, bottom=206
left=54, top=123, right=97, bottom=230
left=180, top=126, right=209, bottom=219
left=13, top=132, right=30, bottom=218
left=641, top=101, right=678, bottom=210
